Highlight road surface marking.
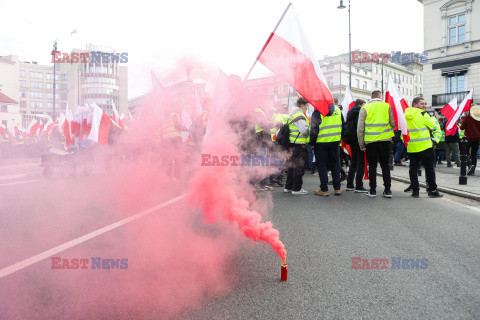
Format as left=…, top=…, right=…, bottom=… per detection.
left=441, top=197, right=480, bottom=215
left=0, top=194, right=186, bottom=279
left=0, top=174, right=26, bottom=181
left=0, top=180, right=40, bottom=188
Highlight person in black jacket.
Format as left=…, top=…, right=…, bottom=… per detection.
left=345, top=99, right=367, bottom=192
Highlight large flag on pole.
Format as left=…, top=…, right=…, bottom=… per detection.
left=440, top=97, right=459, bottom=136
left=385, top=73, right=410, bottom=146
left=446, top=89, right=473, bottom=134
left=256, top=3, right=333, bottom=115
left=112, top=101, right=120, bottom=125
left=27, top=119, right=40, bottom=135
left=204, top=70, right=230, bottom=142
left=341, top=86, right=355, bottom=121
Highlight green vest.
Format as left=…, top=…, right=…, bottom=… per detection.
left=289, top=111, right=310, bottom=144
left=316, top=107, right=342, bottom=143
left=459, top=129, right=465, bottom=139
left=271, top=113, right=289, bottom=141
left=363, top=101, right=394, bottom=142
left=254, top=108, right=267, bottom=134
left=405, top=107, right=437, bottom=153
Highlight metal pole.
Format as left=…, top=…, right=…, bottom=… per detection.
left=348, top=0, right=352, bottom=88
left=53, top=40, right=57, bottom=117
left=459, top=137, right=468, bottom=184
left=381, top=61, right=384, bottom=96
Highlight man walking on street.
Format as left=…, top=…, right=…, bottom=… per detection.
left=405, top=97, right=443, bottom=198
left=357, top=90, right=396, bottom=198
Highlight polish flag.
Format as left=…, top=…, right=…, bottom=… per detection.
left=119, top=113, right=126, bottom=129
left=45, top=117, right=55, bottom=135
left=440, top=97, right=459, bottom=136
left=385, top=73, right=410, bottom=146
left=37, top=123, right=44, bottom=136
left=446, top=89, right=473, bottom=134
left=112, top=101, right=120, bottom=125
left=7, top=122, right=16, bottom=139
left=0, top=124, right=5, bottom=135
left=341, top=86, right=355, bottom=121
left=88, top=104, right=111, bottom=145
left=27, top=119, right=40, bottom=135
left=256, top=3, right=333, bottom=115
left=64, top=109, right=73, bottom=147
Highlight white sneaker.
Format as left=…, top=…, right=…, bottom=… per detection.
left=284, top=188, right=292, bottom=193
left=292, top=189, right=308, bottom=195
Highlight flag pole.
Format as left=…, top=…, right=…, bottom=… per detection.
left=243, top=2, right=293, bottom=84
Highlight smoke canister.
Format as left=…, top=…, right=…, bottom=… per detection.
left=281, top=263, right=288, bottom=281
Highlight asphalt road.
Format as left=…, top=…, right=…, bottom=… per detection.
left=1, top=163, right=480, bottom=319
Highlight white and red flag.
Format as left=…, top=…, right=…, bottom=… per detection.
left=112, top=101, right=120, bottom=125
left=341, top=86, right=355, bottom=121
left=255, top=3, right=333, bottom=115
left=0, top=124, right=5, bottom=135
left=385, top=73, right=410, bottom=146
left=27, top=119, right=40, bottom=135
left=44, top=117, right=55, bottom=135
left=88, top=104, right=111, bottom=145
left=119, top=113, right=126, bottom=129
left=440, top=96, right=459, bottom=136
left=445, top=89, right=473, bottom=134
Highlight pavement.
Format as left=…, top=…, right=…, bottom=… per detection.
left=388, top=162, right=480, bottom=201
left=1, top=161, right=480, bottom=319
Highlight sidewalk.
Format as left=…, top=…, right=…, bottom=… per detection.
left=383, top=163, right=480, bottom=201
left=0, top=157, right=41, bottom=166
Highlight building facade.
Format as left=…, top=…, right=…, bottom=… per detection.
left=419, top=0, right=479, bottom=110
left=319, top=52, right=424, bottom=106
left=0, top=45, right=128, bottom=128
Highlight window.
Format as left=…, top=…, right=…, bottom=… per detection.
left=375, top=80, right=378, bottom=88
left=356, top=68, right=359, bottom=73
left=327, top=77, right=334, bottom=87
left=30, top=81, right=43, bottom=89
left=46, top=73, right=59, bottom=80
left=1, top=105, right=7, bottom=112
left=46, top=93, right=58, bottom=99
left=31, top=102, right=43, bottom=109
left=356, top=79, right=360, bottom=88
left=374, top=67, right=378, bottom=74
left=19, top=70, right=26, bottom=77
left=30, top=92, right=43, bottom=99
left=364, top=70, right=367, bottom=75
left=47, top=103, right=53, bottom=109
left=19, top=90, right=26, bottom=98
left=19, top=80, right=27, bottom=88
left=326, top=65, right=334, bottom=71
left=447, top=74, right=465, bottom=93
left=402, top=75, right=404, bottom=82
left=20, top=101, right=27, bottom=108
left=363, top=81, right=367, bottom=90
left=449, top=14, right=466, bottom=45
left=410, top=89, right=412, bottom=96
left=415, top=87, right=418, bottom=94
left=30, top=72, right=43, bottom=79
left=60, top=74, right=68, bottom=80
left=46, top=83, right=58, bottom=90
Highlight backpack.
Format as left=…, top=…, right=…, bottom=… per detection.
left=343, top=113, right=358, bottom=145
left=276, top=116, right=303, bottom=149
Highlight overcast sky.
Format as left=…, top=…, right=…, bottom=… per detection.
left=0, top=0, right=424, bottom=98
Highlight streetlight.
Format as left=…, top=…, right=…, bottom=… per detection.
left=338, top=0, right=351, bottom=89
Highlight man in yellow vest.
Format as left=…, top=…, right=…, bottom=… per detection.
left=284, top=97, right=310, bottom=195
left=162, top=111, right=186, bottom=180
left=405, top=97, right=443, bottom=198
left=310, top=101, right=343, bottom=196
left=357, top=90, right=396, bottom=198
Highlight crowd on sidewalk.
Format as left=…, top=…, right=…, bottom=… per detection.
left=253, top=92, right=480, bottom=199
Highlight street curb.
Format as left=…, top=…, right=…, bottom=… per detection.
left=379, top=173, right=480, bottom=202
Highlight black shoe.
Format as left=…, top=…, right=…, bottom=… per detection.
left=383, top=190, right=392, bottom=198
left=404, top=186, right=412, bottom=192
left=412, top=190, right=419, bottom=198
left=366, top=190, right=376, bottom=198
left=355, top=187, right=368, bottom=193
left=447, top=163, right=453, bottom=167
left=438, top=161, right=443, bottom=164
left=428, top=190, right=443, bottom=198
left=467, top=165, right=476, bottom=176
left=346, top=185, right=355, bottom=191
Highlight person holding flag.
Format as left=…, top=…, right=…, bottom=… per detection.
left=460, top=103, right=480, bottom=175
left=404, top=97, right=443, bottom=198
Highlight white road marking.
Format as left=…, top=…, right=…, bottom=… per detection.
left=0, top=180, right=40, bottom=188
left=441, top=197, right=480, bottom=215
left=0, top=174, right=26, bottom=181
left=0, top=194, right=186, bottom=279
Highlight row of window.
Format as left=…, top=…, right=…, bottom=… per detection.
left=19, top=81, right=66, bottom=90
left=84, top=87, right=118, bottom=95
left=19, top=101, right=63, bottom=109
left=18, top=71, right=67, bottom=80
left=81, top=77, right=118, bottom=85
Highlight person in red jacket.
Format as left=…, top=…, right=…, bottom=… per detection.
left=460, top=104, right=480, bottom=175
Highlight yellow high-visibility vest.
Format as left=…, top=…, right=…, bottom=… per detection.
left=363, top=101, right=394, bottom=142
left=317, top=107, right=342, bottom=143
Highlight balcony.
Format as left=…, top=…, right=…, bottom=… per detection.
left=432, top=91, right=470, bottom=106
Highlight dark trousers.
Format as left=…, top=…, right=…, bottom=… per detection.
left=468, top=141, right=479, bottom=168
left=314, top=143, right=340, bottom=191
left=409, top=148, right=437, bottom=191
left=285, top=144, right=308, bottom=191
left=366, top=141, right=391, bottom=191
left=394, top=141, right=404, bottom=163
left=346, top=145, right=364, bottom=189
